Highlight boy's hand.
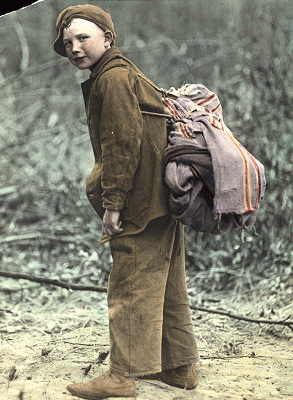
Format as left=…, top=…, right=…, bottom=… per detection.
left=102, top=209, right=124, bottom=236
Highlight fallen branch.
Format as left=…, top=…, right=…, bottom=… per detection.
left=0, top=232, right=44, bottom=244
left=0, top=58, right=67, bottom=89
left=0, top=232, right=110, bottom=273
left=0, top=186, right=17, bottom=196
left=0, top=232, right=95, bottom=245
left=190, top=305, right=293, bottom=331
left=0, top=270, right=107, bottom=293
left=13, top=19, right=29, bottom=71
left=1, top=270, right=292, bottom=330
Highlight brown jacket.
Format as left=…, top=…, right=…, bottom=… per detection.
left=82, top=47, right=170, bottom=241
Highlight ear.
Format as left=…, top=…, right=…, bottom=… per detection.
left=104, top=31, right=113, bottom=46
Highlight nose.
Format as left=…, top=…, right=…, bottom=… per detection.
left=72, top=40, right=81, bottom=54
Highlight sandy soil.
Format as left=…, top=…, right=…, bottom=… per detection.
left=1, top=287, right=293, bottom=400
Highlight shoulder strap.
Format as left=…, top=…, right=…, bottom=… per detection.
left=135, top=73, right=179, bottom=119
left=136, top=73, right=179, bottom=100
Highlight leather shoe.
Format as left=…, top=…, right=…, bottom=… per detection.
left=67, top=370, right=136, bottom=399
left=142, top=364, right=198, bottom=390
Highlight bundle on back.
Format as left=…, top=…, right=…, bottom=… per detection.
left=163, top=84, right=266, bottom=234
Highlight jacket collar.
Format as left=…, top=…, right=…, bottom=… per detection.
left=89, top=46, right=123, bottom=79
left=81, top=47, right=123, bottom=109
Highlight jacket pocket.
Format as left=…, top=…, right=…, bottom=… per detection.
left=86, top=163, right=104, bottom=219
left=88, top=116, right=101, bottom=160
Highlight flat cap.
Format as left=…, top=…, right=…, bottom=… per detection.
left=53, top=4, right=117, bottom=57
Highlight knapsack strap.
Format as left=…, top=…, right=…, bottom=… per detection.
left=137, top=73, right=179, bottom=99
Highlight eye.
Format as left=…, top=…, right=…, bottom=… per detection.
left=79, top=36, right=89, bottom=42
left=63, top=40, right=72, bottom=48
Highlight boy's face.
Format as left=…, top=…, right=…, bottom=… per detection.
left=63, top=18, right=112, bottom=70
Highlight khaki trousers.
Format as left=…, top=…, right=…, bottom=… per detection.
left=108, top=215, right=199, bottom=377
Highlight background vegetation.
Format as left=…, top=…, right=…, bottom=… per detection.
left=0, top=0, right=292, bottom=302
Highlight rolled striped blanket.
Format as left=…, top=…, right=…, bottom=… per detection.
left=163, top=84, right=266, bottom=233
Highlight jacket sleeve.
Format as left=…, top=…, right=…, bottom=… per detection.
left=97, top=67, right=143, bottom=211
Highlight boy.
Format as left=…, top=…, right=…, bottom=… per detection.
left=53, top=4, right=199, bottom=399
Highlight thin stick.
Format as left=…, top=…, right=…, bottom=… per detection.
left=190, top=305, right=293, bottom=330
left=0, top=270, right=107, bottom=293
left=0, top=232, right=110, bottom=273
left=0, top=186, right=17, bottom=196
left=12, top=19, right=29, bottom=71
left=0, top=232, right=75, bottom=244
left=1, top=270, right=292, bottom=330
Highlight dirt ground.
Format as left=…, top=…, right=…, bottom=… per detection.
left=1, top=284, right=293, bottom=400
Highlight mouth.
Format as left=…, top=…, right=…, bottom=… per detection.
left=74, top=56, right=86, bottom=63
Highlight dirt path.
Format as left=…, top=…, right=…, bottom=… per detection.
left=1, top=289, right=293, bottom=400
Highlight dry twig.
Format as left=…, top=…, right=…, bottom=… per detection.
left=190, top=305, right=293, bottom=331
left=1, top=269, right=292, bottom=330
left=12, top=19, right=29, bottom=71
left=8, top=366, right=17, bottom=381
left=0, top=270, right=107, bottom=293
left=0, top=232, right=110, bottom=273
